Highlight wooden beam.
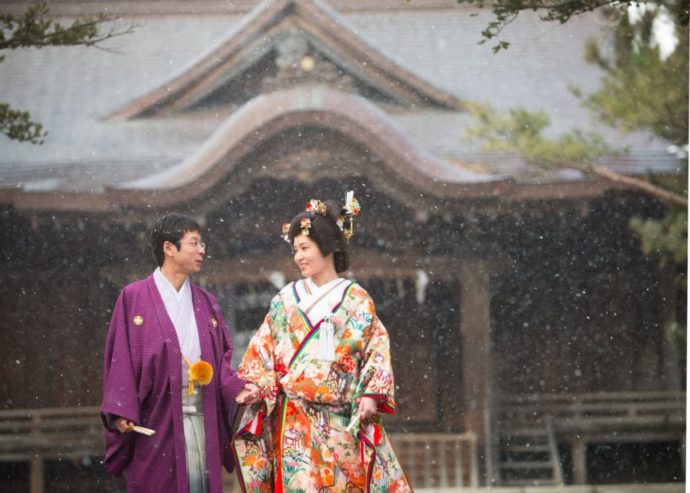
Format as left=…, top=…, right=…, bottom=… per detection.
left=459, top=257, right=494, bottom=484
left=196, top=252, right=477, bottom=284
left=30, top=455, right=44, bottom=493
left=661, top=266, right=681, bottom=390
left=571, top=437, right=587, bottom=485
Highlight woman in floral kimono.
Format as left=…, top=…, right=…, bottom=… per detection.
left=233, top=194, right=412, bottom=492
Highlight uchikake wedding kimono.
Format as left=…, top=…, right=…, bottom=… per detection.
left=233, top=277, right=412, bottom=492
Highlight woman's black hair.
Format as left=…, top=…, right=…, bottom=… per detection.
left=288, top=199, right=350, bottom=273
left=150, top=213, right=201, bottom=267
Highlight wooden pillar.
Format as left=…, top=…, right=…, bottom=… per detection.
left=459, top=257, right=494, bottom=484
left=660, top=266, right=681, bottom=390
left=30, top=455, right=44, bottom=493
left=571, top=437, right=587, bottom=484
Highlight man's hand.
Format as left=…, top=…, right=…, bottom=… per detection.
left=235, top=383, right=261, bottom=405
left=115, top=417, right=135, bottom=434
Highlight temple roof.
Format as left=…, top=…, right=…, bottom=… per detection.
left=0, top=0, right=682, bottom=206
left=109, top=0, right=462, bottom=119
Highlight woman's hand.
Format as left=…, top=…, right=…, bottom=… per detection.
left=235, top=382, right=261, bottom=405
left=358, top=396, right=378, bottom=424
left=114, top=417, right=135, bottom=434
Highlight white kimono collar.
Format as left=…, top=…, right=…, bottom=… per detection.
left=297, top=277, right=349, bottom=325
left=153, top=268, right=201, bottom=368
left=153, top=267, right=191, bottom=305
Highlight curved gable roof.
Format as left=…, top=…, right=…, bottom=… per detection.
left=109, top=0, right=463, bottom=120
left=2, top=87, right=625, bottom=212
left=114, top=86, right=502, bottom=199
left=1, top=87, right=519, bottom=212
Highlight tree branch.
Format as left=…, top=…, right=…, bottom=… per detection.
left=554, top=158, right=688, bottom=206
left=0, top=103, right=46, bottom=144
left=0, top=2, right=135, bottom=143
left=459, top=0, right=632, bottom=51
left=588, top=164, right=688, bottom=207
left=0, top=3, right=135, bottom=51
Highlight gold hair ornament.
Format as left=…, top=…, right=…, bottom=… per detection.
left=340, top=191, right=361, bottom=241
left=300, top=217, right=312, bottom=236
left=279, top=194, right=361, bottom=243
left=305, top=199, right=327, bottom=216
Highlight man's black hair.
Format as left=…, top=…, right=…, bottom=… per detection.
left=150, top=213, right=201, bottom=267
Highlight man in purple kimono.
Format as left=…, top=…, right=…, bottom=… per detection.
left=101, top=213, right=257, bottom=493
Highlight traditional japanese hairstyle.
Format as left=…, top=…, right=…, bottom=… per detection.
left=281, top=192, right=361, bottom=273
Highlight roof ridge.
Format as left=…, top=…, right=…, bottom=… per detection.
left=108, top=0, right=462, bottom=120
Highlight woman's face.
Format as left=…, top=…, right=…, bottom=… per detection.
left=293, top=234, right=333, bottom=279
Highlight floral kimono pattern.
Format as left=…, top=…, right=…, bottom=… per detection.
left=233, top=280, right=412, bottom=493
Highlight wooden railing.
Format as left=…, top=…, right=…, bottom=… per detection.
left=0, top=406, right=103, bottom=461
left=0, top=407, right=479, bottom=489
left=389, top=432, right=479, bottom=488
left=499, top=391, right=685, bottom=485
left=3, top=393, right=680, bottom=489
left=499, top=390, right=685, bottom=430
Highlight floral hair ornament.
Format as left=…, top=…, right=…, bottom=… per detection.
left=305, top=199, right=327, bottom=216
left=341, top=190, right=361, bottom=241
left=300, top=217, right=312, bottom=236
left=281, top=223, right=290, bottom=243
left=278, top=198, right=321, bottom=243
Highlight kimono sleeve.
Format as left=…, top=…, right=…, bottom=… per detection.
left=355, top=308, right=397, bottom=415
left=209, top=299, right=245, bottom=474
left=238, top=315, right=280, bottom=417
left=100, top=289, right=140, bottom=476
left=214, top=303, right=246, bottom=411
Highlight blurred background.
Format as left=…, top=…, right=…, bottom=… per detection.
left=0, top=0, right=686, bottom=491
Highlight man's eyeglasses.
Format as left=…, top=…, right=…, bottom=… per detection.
left=179, top=240, right=206, bottom=250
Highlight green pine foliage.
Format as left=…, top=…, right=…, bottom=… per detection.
left=0, top=3, right=102, bottom=52
left=630, top=211, right=688, bottom=268
left=581, top=4, right=688, bottom=146
left=0, top=102, right=45, bottom=144
left=463, top=0, right=688, bottom=353
left=0, top=2, right=133, bottom=144
left=465, top=104, right=615, bottom=169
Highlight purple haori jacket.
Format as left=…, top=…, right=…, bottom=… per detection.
left=101, top=275, right=245, bottom=493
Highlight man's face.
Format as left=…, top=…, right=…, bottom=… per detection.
left=164, top=230, right=206, bottom=274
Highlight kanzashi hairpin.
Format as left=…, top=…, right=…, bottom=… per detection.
left=341, top=191, right=361, bottom=241
left=305, top=199, right=327, bottom=216
left=280, top=194, right=361, bottom=243
left=300, top=217, right=312, bottom=236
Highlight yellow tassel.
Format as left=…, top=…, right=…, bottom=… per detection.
left=182, top=355, right=213, bottom=396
